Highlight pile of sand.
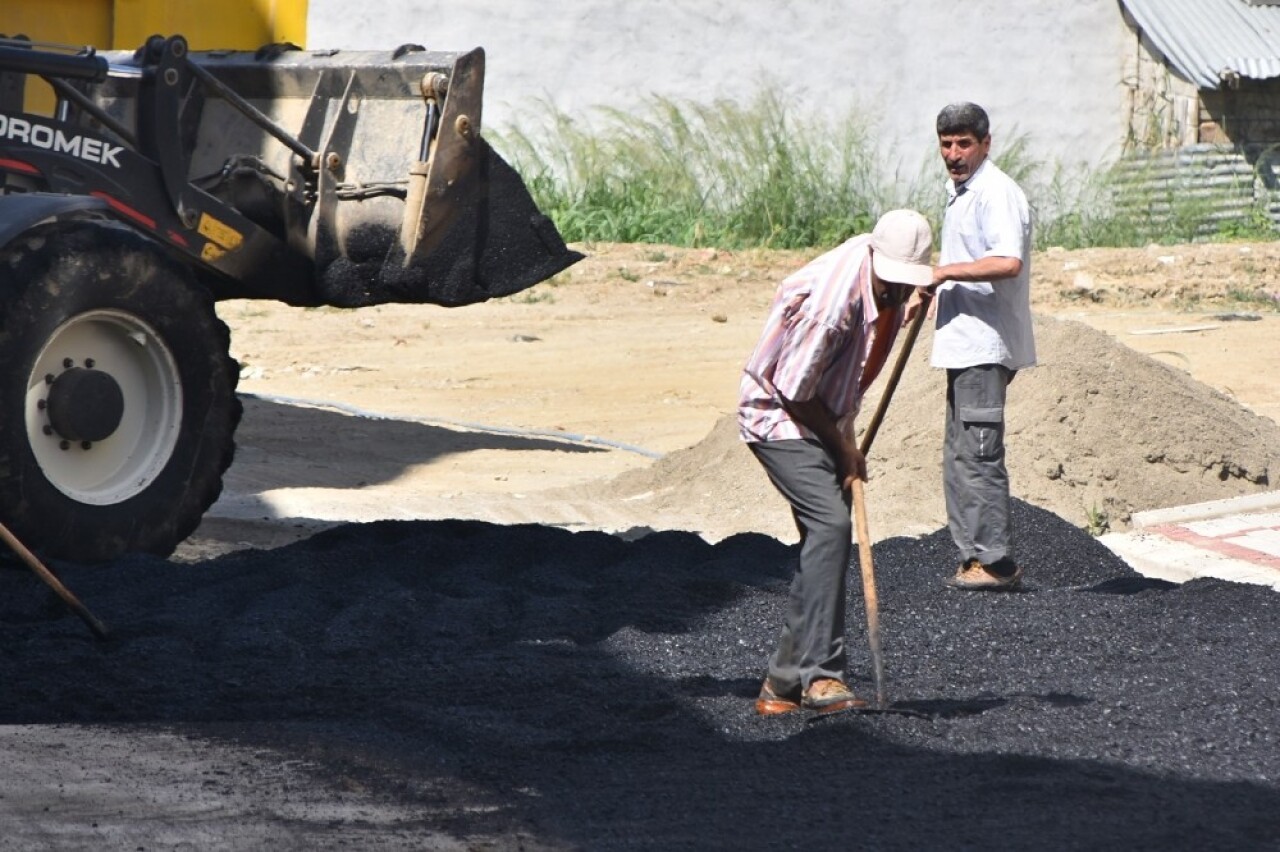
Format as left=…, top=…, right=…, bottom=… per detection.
left=586, top=315, right=1280, bottom=543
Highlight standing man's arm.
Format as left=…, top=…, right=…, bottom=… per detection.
left=778, top=395, right=866, bottom=490
left=931, top=255, right=1022, bottom=286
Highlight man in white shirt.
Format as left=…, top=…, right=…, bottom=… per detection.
left=928, top=102, right=1035, bottom=591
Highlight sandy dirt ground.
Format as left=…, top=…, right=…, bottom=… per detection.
left=188, top=239, right=1280, bottom=557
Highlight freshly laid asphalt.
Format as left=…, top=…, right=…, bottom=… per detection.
left=0, top=499, right=1277, bottom=849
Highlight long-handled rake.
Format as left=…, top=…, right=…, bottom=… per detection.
left=0, top=521, right=110, bottom=641
left=852, top=306, right=928, bottom=711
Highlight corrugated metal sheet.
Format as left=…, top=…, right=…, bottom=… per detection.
left=1112, top=144, right=1280, bottom=233
left=1123, top=0, right=1280, bottom=88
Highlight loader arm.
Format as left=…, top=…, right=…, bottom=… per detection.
left=0, top=35, right=581, bottom=307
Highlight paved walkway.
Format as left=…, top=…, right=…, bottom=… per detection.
left=1099, top=491, right=1280, bottom=591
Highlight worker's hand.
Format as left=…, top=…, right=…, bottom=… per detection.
left=837, top=442, right=867, bottom=490
left=903, top=286, right=935, bottom=325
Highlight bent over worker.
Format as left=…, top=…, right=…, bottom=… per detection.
left=738, top=209, right=933, bottom=715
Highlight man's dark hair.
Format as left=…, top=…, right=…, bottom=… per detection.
left=936, top=102, right=990, bottom=139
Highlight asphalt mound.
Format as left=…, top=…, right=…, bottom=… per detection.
left=1, top=500, right=1276, bottom=849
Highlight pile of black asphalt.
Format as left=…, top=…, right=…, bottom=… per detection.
left=1, top=500, right=1277, bottom=850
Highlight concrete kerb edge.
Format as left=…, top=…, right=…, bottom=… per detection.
left=1102, top=489, right=1280, bottom=591
left=1129, top=490, right=1280, bottom=529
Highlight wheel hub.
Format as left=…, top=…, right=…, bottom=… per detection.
left=45, top=366, right=125, bottom=443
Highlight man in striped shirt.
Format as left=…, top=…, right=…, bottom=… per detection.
left=739, top=209, right=934, bottom=715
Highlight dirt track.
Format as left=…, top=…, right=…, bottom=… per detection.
left=1, top=241, right=1279, bottom=849
left=195, top=239, right=1280, bottom=554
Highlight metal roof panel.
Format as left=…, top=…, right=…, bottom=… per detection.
left=1123, top=0, right=1280, bottom=87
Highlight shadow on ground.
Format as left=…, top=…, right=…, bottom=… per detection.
left=0, top=502, right=1277, bottom=849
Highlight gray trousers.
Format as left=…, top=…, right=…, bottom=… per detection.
left=749, top=439, right=851, bottom=693
left=945, top=365, right=1015, bottom=566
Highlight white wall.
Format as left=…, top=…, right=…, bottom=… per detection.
left=307, top=1, right=1131, bottom=172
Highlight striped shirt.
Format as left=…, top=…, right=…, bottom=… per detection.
left=739, top=234, right=900, bottom=444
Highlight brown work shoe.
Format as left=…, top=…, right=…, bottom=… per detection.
left=755, top=678, right=802, bottom=716
left=801, top=678, right=868, bottom=714
left=945, top=558, right=1023, bottom=591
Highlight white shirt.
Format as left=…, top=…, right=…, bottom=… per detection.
left=931, top=158, right=1037, bottom=370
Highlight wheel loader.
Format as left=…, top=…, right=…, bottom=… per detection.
left=0, top=34, right=582, bottom=562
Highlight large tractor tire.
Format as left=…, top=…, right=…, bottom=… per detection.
left=0, top=221, right=241, bottom=562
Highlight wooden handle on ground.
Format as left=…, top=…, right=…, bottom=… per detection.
left=0, top=521, right=111, bottom=641
left=851, top=303, right=928, bottom=711
left=852, top=478, right=887, bottom=710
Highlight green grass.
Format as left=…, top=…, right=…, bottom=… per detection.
left=1084, top=503, right=1111, bottom=537
left=496, top=93, right=941, bottom=249
left=495, top=96, right=1280, bottom=252
left=1224, top=287, right=1280, bottom=309
left=507, top=289, right=555, bottom=304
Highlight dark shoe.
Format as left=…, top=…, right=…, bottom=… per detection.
left=945, top=558, right=1023, bottom=591
left=755, top=679, right=802, bottom=716
left=801, top=678, right=868, bottom=714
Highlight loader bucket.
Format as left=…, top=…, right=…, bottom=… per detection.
left=294, top=46, right=584, bottom=307
left=62, top=40, right=581, bottom=307
left=320, top=141, right=581, bottom=307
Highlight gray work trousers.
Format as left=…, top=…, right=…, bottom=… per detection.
left=748, top=439, right=851, bottom=693
left=945, top=364, right=1016, bottom=566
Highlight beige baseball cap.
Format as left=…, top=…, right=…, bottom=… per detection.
left=869, top=209, right=933, bottom=287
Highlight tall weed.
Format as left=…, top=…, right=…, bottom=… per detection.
left=497, top=94, right=940, bottom=248
left=496, top=99, right=1278, bottom=250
